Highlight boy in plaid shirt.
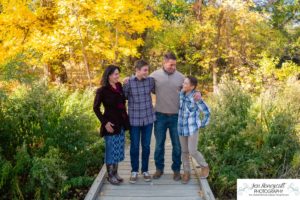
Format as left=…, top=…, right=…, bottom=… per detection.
left=123, top=60, right=155, bottom=183
left=178, top=76, right=211, bottom=184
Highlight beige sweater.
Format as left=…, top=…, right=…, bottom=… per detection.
left=150, top=68, right=185, bottom=114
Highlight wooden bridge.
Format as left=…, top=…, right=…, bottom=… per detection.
left=85, top=133, right=215, bottom=200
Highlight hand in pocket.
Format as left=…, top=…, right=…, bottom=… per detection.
left=105, top=122, right=114, bottom=133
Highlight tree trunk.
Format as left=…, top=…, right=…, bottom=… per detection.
left=212, top=66, right=218, bottom=93
left=114, top=28, right=119, bottom=64
left=43, top=64, right=50, bottom=81
left=212, top=9, right=224, bottom=94
left=74, top=7, right=92, bottom=87
left=58, top=64, right=68, bottom=83
left=194, top=0, right=203, bottom=20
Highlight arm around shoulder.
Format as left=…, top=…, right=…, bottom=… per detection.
left=123, top=81, right=130, bottom=99
left=197, top=100, right=211, bottom=128
left=149, top=77, right=155, bottom=94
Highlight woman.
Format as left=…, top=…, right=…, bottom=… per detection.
left=93, top=65, right=130, bottom=185
left=177, top=76, right=210, bottom=184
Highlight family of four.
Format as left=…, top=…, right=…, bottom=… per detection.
left=93, top=52, right=211, bottom=186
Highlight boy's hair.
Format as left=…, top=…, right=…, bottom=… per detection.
left=163, top=52, right=176, bottom=61
left=134, top=60, right=149, bottom=70
left=186, top=76, right=198, bottom=88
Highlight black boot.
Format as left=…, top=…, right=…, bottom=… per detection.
left=106, top=164, right=120, bottom=185
left=113, top=164, right=124, bottom=182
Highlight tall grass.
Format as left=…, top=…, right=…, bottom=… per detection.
left=0, top=82, right=104, bottom=199
left=199, top=80, right=300, bottom=199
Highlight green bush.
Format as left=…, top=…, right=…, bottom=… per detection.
left=0, top=81, right=104, bottom=199
left=199, top=80, right=300, bottom=199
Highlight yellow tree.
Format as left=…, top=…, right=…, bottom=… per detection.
left=1, top=0, right=161, bottom=86
left=190, top=0, right=285, bottom=93
left=0, top=0, right=60, bottom=82
left=31, top=0, right=161, bottom=86
left=0, top=0, right=39, bottom=64
left=143, top=0, right=281, bottom=93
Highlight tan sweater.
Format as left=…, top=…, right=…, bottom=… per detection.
left=150, top=68, right=185, bottom=114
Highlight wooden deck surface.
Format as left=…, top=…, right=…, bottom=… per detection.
left=96, top=133, right=204, bottom=200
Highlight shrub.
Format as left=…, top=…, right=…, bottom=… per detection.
left=0, top=81, right=104, bottom=199
left=199, top=80, right=300, bottom=199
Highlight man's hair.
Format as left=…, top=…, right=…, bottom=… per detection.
left=164, top=52, right=176, bottom=61
left=134, top=59, right=149, bottom=70
left=186, top=76, right=198, bottom=88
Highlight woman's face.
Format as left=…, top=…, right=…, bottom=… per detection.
left=109, top=69, right=120, bottom=84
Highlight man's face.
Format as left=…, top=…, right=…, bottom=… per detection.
left=163, top=59, right=176, bottom=74
left=136, top=65, right=149, bottom=79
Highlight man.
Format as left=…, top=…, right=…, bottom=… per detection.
left=123, top=60, right=155, bottom=184
left=150, top=52, right=201, bottom=181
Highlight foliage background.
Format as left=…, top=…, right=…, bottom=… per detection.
left=0, top=0, right=299, bottom=199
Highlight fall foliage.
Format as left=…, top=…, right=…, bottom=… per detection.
left=0, top=0, right=299, bottom=199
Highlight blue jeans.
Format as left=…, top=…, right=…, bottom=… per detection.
left=130, top=123, right=153, bottom=173
left=154, top=112, right=181, bottom=172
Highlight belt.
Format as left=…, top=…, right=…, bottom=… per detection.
left=157, top=112, right=177, bottom=116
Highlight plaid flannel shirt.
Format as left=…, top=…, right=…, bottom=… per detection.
left=123, top=76, right=156, bottom=126
left=178, top=90, right=210, bottom=136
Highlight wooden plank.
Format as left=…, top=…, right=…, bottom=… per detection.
left=100, top=173, right=197, bottom=180
left=191, top=157, right=216, bottom=200
left=89, top=133, right=209, bottom=200
left=84, top=165, right=107, bottom=200
left=114, top=168, right=197, bottom=174
left=102, top=178, right=199, bottom=185
left=101, top=184, right=200, bottom=190
left=119, top=159, right=175, bottom=164
left=113, top=170, right=198, bottom=177
left=98, top=197, right=202, bottom=200
left=115, top=164, right=196, bottom=170
left=101, top=189, right=200, bottom=197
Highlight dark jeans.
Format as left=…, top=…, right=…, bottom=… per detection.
left=130, top=123, right=153, bottom=173
left=154, top=112, right=181, bottom=172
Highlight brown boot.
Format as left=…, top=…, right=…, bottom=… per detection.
left=153, top=170, right=163, bottom=179
left=173, top=171, right=181, bottom=181
left=200, top=166, right=209, bottom=179
left=106, top=164, right=120, bottom=185
left=113, top=164, right=123, bottom=182
left=181, top=172, right=190, bottom=184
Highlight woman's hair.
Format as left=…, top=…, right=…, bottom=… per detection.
left=100, top=65, right=121, bottom=86
left=186, top=76, right=198, bottom=88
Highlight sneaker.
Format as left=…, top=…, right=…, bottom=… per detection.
left=142, top=171, right=152, bottom=182
left=129, top=172, right=138, bottom=184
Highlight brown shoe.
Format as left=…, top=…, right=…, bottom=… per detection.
left=173, top=171, right=181, bottom=181
left=200, top=166, right=209, bottom=179
left=181, top=172, right=190, bottom=184
left=153, top=170, right=163, bottom=179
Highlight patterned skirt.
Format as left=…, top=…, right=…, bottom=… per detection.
left=104, top=129, right=125, bottom=164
